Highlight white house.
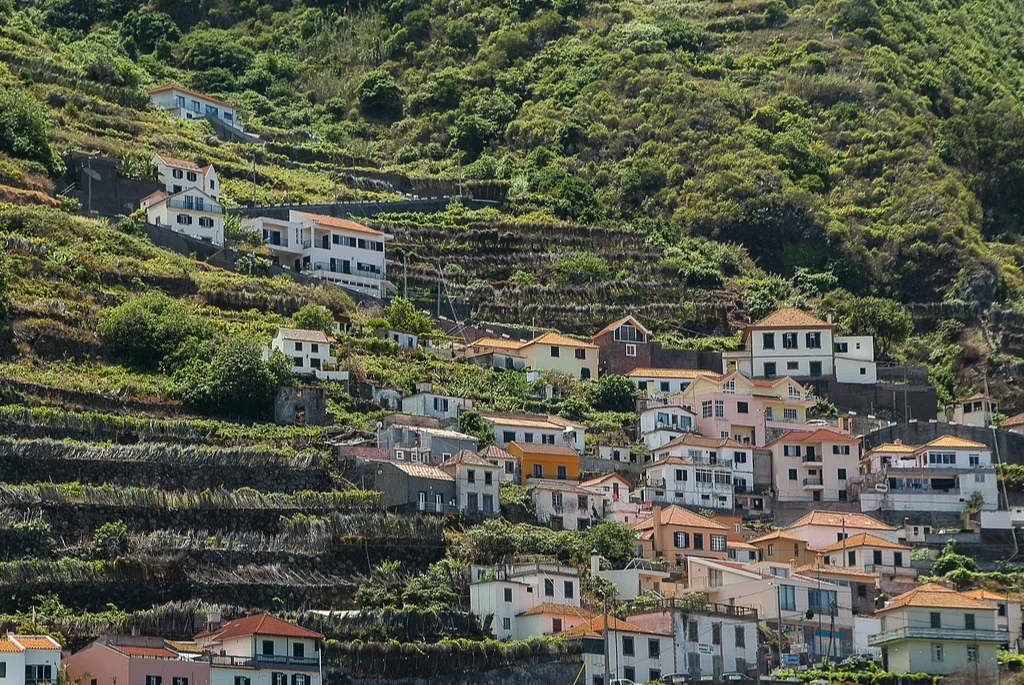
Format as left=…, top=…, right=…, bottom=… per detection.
left=470, top=561, right=586, bottom=639
left=266, top=328, right=347, bottom=382
left=401, top=382, right=472, bottom=422
left=142, top=154, right=223, bottom=245
left=148, top=84, right=243, bottom=130
left=0, top=635, right=61, bottom=685
left=479, top=444, right=519, bottom=482
left=819, top=533, right=917, bottom=582
left=590, top=551, right=670, bottom=601
left=722, top=307, right=877, bottom=384
left=193, top=614, right=322, bottom=685
left=479, top=411, right=586, bottom=455
left=242, top=211, right=391, bottom=298
left=580, top=472, right=639, bottom=524
left=567, top=615, right=674, bottom=685
left=640, top=434, right=752, bottom=511
left=529, top=478, right=606, bottom=531
left=378, top=329, right=419, bottom=351
left=438, top=450, right=501, bottom=517
left=941, top=393, right=999, bottom=427
left=858, top=436, right=999, bottom=513
left=638, top=404, right=697, bottom=450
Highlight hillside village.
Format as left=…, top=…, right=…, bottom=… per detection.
left=2, top=0, right=1024, bottom=683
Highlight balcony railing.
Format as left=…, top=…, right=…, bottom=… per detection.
left=802, top=454, right=823, bottom=463
left=863, top=563, right=917, bottom=576
left=167, top=199, right=223, bottom=214
left=869, top=627, right=1007, bottom=646
left=210, top=654, right=320, bottom=668
left=803, top=477, right=823, bottom=487
left=310, top=262, right=386, bottom=279
left=693, top=457, right=733, bottom=468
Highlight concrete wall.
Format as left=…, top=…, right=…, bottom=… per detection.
left=229, top=198, right=496, bottom=220
left=801, top=378, right=937, bottom=421
left=650, top=344, right=723, bottom=373
left=326, top=661, right=581, bottom=685
left=274, top=386, right=329, bottom=426
left=63, top=154, right=162, bottom=218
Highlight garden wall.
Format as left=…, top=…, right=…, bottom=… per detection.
left=328, top=662, right=581, bottom=685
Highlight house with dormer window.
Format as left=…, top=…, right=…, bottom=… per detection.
left=142, top=155, right=223, bottom=245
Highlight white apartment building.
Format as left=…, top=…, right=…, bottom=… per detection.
left=638, top=404, right=696, bottom=450
left=470, top=562, right=585, bottom=639
left=266, top=328, right=347, bottom=382
left=640, top=434, right=753, bottom=510
left=529, top=478, right=605, bottom=531
left=148, top=85, right=242, bottom=129
left=767, top=428, right=860, bottom=503
left=479, top=411, right=586, bottom=455
left=722, top=307, right=877, bottom=384
left=142, top=154, right=223, bottom=245
left=242, top=211, right=391, bottom=297
left=858, top=436, right=999, bottom=513
left=0, top=635, right=61, bottom=685
left=401, top=382, right=473, bottom=422
left=193, top=614, right=322, bottom=685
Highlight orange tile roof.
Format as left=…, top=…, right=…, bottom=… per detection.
left=0, top=638, right=21, bottom=652
left=294, top=212, right=382, bottom=236
left=467, top=337, right=526, bottom=351
left=530, top=331, right=598, bottom=349
left=527, top=478, right=598, bottom=496
left=155, top=154, right=207, bottom=172
left=479, top=444, right=517, bottom=461
left=917, top=435, right=988, bottom=450
left=148, top=83, right=234, bottom=108
left=518, top=603, right=595, bottom=618
left=820, top=533, right=910, bottom=553
left=441, top=449, right=500, bottom=468
left=509, top=442, right=579, bottom=457
left=1002, top=412, right=1024, bottom=427
left=562, top=615, right=671, bottom=637
left=748, top=530, right=808, bottom=545
left=787, top=511, right=896, bottom=531
left=728, top=540, right=758, bottom=550
left=479, top=411, right=585, bottom=429
left=877, top=583, right=996, bottom=614
left=627, top=367, right=721, bottom=379
left=580, top=472, right=631, bottom=489
left=749, top=307, right=831, bottom=329
left=643, top=456, right=693, bottom=469
left=12, top=636, right=60, bottom=649
left=592, top=315, right=651, bottom=340
left=116, top=645, right=180, bottom=658
left=195, top=613, right=323, bottom=641
left=387, top=461, right=455, bottom=480
left=764, top=427, right=858, bottom=448
left=865, top=441, right=917, bottom=456
left=962, top=588, right=1020, bottom=603
left=166, top=640, right=204, bottom=654
left=632, top=505, right=728, bottom=531
left=657, top=433, right=748, bottom=451
left=794, top=564, right=880, bottom=580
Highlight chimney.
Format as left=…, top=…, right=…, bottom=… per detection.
left=206, top=611, right=222, bottom=632
left=826, top=313, right=833, bottom=324
left=590, top=549, right=601, bottom=574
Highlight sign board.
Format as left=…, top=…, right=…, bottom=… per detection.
left=782, top=653, right=802, bottom=665
left=698, top=643, right=714, bottom=655
left=581, top=636, right=604, bottom=655
left=791, top=643, right=808, bottom=654
left=765, top=653, right=773, bottom=663
left=815, top=628, right=840, bottom=639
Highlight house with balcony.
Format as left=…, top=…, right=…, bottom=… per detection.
left=637, top=403, right=697, bottom=450
left=663, top=372, right=813, bottom=446
left=461, top=332, right=598, bottom=380
left=64, top=636, right=211, bottom=685
left=142, top=155, right=223, bottom=245
left=962, top=588, right=1021, bottom=649
left=580, top=472, right=638, bottom=524
left=400, top=382, right=472, bottom=423
left=818, top=533, right=917, bottom=595
left=632, top=505, right=731, bottom=568
left=480, top=411, right=586, bottom=455
left=192, top=614, right=323, bottom=685
left=941, top=393, right=999, bottom=427
left=528, top=478, right=604, bottom=531
left=794, top=564, right=880, bottom=617
left=871, top=583, right=1006, bottom=676
left=149, top=85, right=243, bottom=130
left=767, top=428, right=860, bottom=503
left=858, top=436, right=999, bottom=514
left=785, top=510, right=899, bottom=550
left=0, top=635, right=61, bottom=685
left=373, top=460, right=456, bottom=513
left=746, top=529, right=819, bottom=567
left=589, top=551, right=670, bottom=601
left=469, top=561, right=587, bottom=639
left=687, top=557, right=856, bottom=662
left=241, top=212, right=391, bottom=298
left=438, top=450, right=501, bottom=517
left=266, top=328, right=348, bottom=383
left=722, top=307, right=877, bottom=384
left=656, top=433, right=755, bottom=503
left=626, top=596, right=761, bottom=681
left=566, top=615, right=673, bottom=685
left=627, top=367, right=722, bottom=397
left=640, top=435, right=749, bottom=511
left=376, top=423, right=479, bottom=465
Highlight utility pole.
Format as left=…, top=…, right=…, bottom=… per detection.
left=775, top=582, right=784, bottom=664
left=602, top=595, right=610, bottom=685
left=403, top=254, right=408, bottom=299
left=251, top=157, right=257, bottom=205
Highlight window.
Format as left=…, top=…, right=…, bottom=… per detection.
left=648, top=638, right=661, bottom=658
left=467, top=469, right=476, bottom=484
left=808, top=589, right=837, bottom=613
left=176, top=214, right=193, bottom=225
left=660, top=381, right=670, bottom=393
left=0, top=665, right=6, bottom=679
left=809, top=361, right=822, bottom=376
left=532, top=464, right=543, bottom=477
left=708, top=568, right=723, bottom=587
left=552, top=617, right=562, bottom=634
left=675, top=468, right=685, bottom=482
left=198, top=217, right=214, bottom=228
left=557, top=465, right=567, bottom=479
left=783, top=444, right=801, bottom=457
left=293, top=643, right=305, bottom=658
left=835, top=342, right=848, bottom=353
left=504, top=587, right=513, bottom=602
left=712, top=623, right=721, bottom=645
left=969, top=453, right=980, bottom=466
left=578, top=495, right=588, bottom=510
left=931, top=644, right=943, bottom=662
left=860, top=367, right=866, bottom=375
left=735, top=625, right=745, bottom=648
left=502, top=617, right=511, bottom=630
left=779, top=585, right=796, bottom=611
left=186, top=171, right=198, bottom=182
left=967, top=646, right=978, bottom=663
left=806, top=332, right=821, bottom=349
left=999, top=603, right=1008, bottom=617
left=623, top=667, right=635, bottom=683
left=787, top=361, right=799, bottom=371
left=564, top=581, right=575, bottom=599
left=649, top=670, right=660, bottom=683
left=762, top=333, right=775, bottom=349
left=173, top=679, right=188, bottom=685
left=688, top=620, right=699, bottom=642
left=263, top=640, right=275, bottom=655
left=272, top=674, right=286, bottom=685
left=503, top=430, right=516, bottom=443
left=783, top=408, right=798, bottom=421
left=145, top=678, right=162, bottom=685
left=782, top=332, right=798, bottom=349
left=551, top=492, right=563, bottom=508
left=693, top=533, right=704, bottom=550
left=702, top=400, right=712, bottom=418
left=544, top=579, right=554, bottom=596
left=857, top=584, right=867, bottom=598
left=673, top=531, right=689, bottom=548
left=550, top=346, right=560, bottom=357
left=975, top=473, right=986, bottom=482
left=734, top=450, right=747, bottom=463
left=543, top=434, right=555, bottom=444
left=764, top=362, right=777, bottom=378
left=710, top=534, right=727, bottom=552
left=848, top=550, right=856, bottom=566
left=765, top=407, right=774, bottom=421
left=723, top=380, right=736, bottom=394
left=622, top=636, right=635, bottom=656
left=737, top=401, right=748, bottom=414
left=788, top=468, right=797, bottom=481
left=965, top=613, right=975, bottom=630
left=767, top=544, right=775, bottom=556
left=626, top=344, right=637, bottom=357
left=172, top=168, right=184, bottom=179
left=930, top=612, right=941, bottom=629
left=928, top=451, right=957, bottom=465
left=485, top=471, right=493, bottom=486
left=872, top=549, right=883, bottom=565
left=714, top=400, right=725, bottom=418
left=575, top=348, right=586, bottom=360
left=175, top=95, right=186, bottom=107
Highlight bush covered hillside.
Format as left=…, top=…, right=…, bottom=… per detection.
left=0, top=0, right=1023, bottom=305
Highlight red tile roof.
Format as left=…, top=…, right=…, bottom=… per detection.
left=878, top=583, right=996, bottom=613
left=294, top=212, right=382, bottom=236
left=787, top=510, right=896, bottom=531
left=750, top=307, right=831, bottom=329
left=561, top=615, right=671, bottom=637
left=518, top=603, right=595, bottom=618
left=764, top=427, right=859, bottom=448
left=632, top=505, right=728, bottom=531
left=194, top=614, right=323, bottom=642
left=115, top=645, right=180, bottom=658
left=820, top=533, right=910, bottom=553
left=148, top=84, right=234, bottom=108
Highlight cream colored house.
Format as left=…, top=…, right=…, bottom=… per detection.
left=941, top=393, right=998, bottom=427
left=767, top=428, right=860, bottom=503
left=962, top=588, right=1021, bottom=650
left=871, top=583, right=1005, bottom=676
left=565, top=615, right=673, bottom=684
left=462, top=332, right=598, bottom=379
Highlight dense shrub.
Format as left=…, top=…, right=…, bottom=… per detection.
left=0, top=88, right=63, bottom=175
left=358, top=70, right=404, bottom=121
left=99, top=293, right=213, bottom=369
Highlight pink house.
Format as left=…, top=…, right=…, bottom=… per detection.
left=64, top=636, right=210, bottom=685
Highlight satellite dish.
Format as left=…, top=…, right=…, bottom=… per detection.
left=874, top=483, right=889, bottom=492
left=375, top=420, right=384, bottom=430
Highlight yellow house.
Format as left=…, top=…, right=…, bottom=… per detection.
left=508, top=441, right=580, bottom=484
left=461, top=332, right=599, bottom=380
left=746, top=529, right=819, bottom=566
left=871, top=583, right=1006, bottom=676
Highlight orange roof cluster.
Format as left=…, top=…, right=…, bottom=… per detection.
left=765, top=427, right=858, bottom=448
left=878, top=583, right=996, bottom=613
left=787, top=511, right=896, bottom=531
left=518, top=603, right=595, bottom=618
left=917, top=435, right=988, bottom=450
left=195, top=613, right=323, bottom=642
left=658, top=433, right=748, bottom=451
left=748, top=529, right=808, bottom=545
left=627, top=367, right=721, bottom=380
left=0, top=635, right=61, bottom=651
left=820, top=533, right=910, bottom=553
left=962, top=588, right=1019, bottom=603
left=632, top=505, right=728, bottom=531
left=294, top=212, right=382, bottom=236
left=865, top=441, right=917, bottom=455
left=562, top=615, right=671, bottom=638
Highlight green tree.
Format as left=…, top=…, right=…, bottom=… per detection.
left=292, top=303, right=335, bottom=336
left=581, top=521, right=639, bottom=567
left=450, top=114, right=496, bottom=159
left=552, top=251, right=611, bottom=284
left=818, top=291, right=913, bottom=357
left=358, top=70, right=404, bottom=121
left=590, top=374, right=637, bottom=412
left=120, top=10, right=180, bottom=53
left=743, top=276, right=793, bottom=321
left=174, top=336, right=284, bottom=417
left=930, top=541, right=978, bottom=576
left=0, top=87, right=63, bottom=175
left=90, top=520, right=130, bottom=560
left=99, top=293, right=212, bottom=369
left=384, top=297, right=434, bottom=336
left=460, top=410, right=494, bottom=447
